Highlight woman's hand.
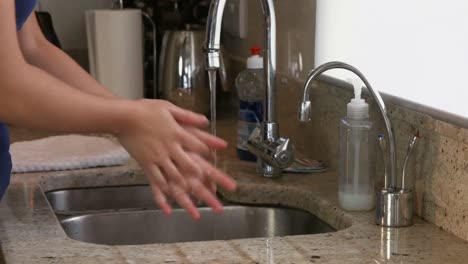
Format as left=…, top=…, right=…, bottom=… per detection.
left=0, top=0, right=233, bottom=217
left=117, top=99, right=236, bottom=219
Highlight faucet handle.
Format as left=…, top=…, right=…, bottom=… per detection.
left=247, top=127, right=295, bottom=169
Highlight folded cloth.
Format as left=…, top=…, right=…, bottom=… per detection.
left=10, top=135, right=130, bottom=173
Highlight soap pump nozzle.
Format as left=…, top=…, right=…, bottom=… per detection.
left=347, top=78, right=369, bottom=120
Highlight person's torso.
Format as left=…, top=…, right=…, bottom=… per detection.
left=0, top=0, right=37, bottom=200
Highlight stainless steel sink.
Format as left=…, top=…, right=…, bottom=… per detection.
left=59, top=205, right=335, bottom=245
left=45, top=186, right=336, bottom=245
left=46, top=185, right=158, bottom=214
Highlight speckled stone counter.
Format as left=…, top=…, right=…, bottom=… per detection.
left=1, top=153, right=468, bottom=264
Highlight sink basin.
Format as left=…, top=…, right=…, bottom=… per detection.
left=45, top=186, right=336, bottom=245
left=59, top=206, right=335, bottom=245
left=46, top=185, right=159, bottom=214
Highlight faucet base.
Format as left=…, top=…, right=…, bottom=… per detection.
left=257, top=160, right=282, bottom=178
left=376, top=188, right=413, bottom=227
left=256, top=122, right=283, bottom=178
left=247, top=122, right=294, bottom=178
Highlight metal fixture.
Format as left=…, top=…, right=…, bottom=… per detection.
left=376, top=189, right=413, bottom=227
left=59, top=205, right=334, bottom=245
left=247, top=126, right=294, bottom=169
left=401, top=132, right=419, bottom=190
left=159, top=29, right=209, bottom=114
left=45, top=185, right=335, bottom=245
left=377, top=134, right=389, bottom=189
left=299, top=62, right=397, bottom=189
left=298, top=61, right=413, bottom=227
left=204, top=0, right=294, bottom=178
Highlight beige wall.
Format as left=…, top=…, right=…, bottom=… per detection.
left=223, top=0, right=316, bottom=80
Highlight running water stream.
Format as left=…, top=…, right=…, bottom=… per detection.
left=207, top=70, right=217, bottom=167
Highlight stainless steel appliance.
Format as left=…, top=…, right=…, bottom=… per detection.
left=159, top=27, right=228, bottom=115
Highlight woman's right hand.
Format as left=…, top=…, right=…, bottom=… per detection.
left=117, top=99, right=236, bottom=220
left=0, top=0, right=233, bottom=216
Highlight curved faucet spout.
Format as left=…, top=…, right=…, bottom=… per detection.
left=298, top=61, right=397, bottom=190
left=204, top=0, right=227, bottom=70
left=259, top=0, right=277, bottom=122
left=205, top=0, right=291, bottom=178
left=205, top=0, right=277, bottom=122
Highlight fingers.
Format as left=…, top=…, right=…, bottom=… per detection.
left=187, top=178, right=223, bottom=214
left=161, top=160, right=188, bottom=190
left=123, top=99, right=237, bottom=221
left=170, top=185, right=200, bottom=220
left=205, top=178, right=217, bottom=194
left=143, top=164, right=169, bottom=193
left=167, top=103, right=209, bottom=127
left=172, top=146, right=203, bottom=180
left=184, top=127, right=228, bottom=150
left=189, top=154, right=237, bottom=192
left=145, top=153, right=236, bottom=219
left=149, top=183, right=172, bottom=215
left=144, top=164, right=172, bottom=214
left=178, top=128, right=211, bottom=158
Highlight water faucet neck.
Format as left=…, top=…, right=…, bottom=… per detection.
left=205, top=0, right=291, bottom=178
left=300, top=61, right=398, bottom=190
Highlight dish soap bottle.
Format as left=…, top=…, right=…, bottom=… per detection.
left=235, top=46, right=264, bottom=161
left=338, top=79, right=375, bottom=211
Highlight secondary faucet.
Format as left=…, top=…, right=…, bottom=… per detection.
left=204, top=0, right=294, bottom=178
left=299, top=61, right=413, bottom=227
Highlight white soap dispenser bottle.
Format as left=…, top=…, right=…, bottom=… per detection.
left=338, top=79, right=375, bottom=211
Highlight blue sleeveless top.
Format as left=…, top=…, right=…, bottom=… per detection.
left=0, top=0, right=37, bottom=201
left=16, top=0, right=37, bottom=31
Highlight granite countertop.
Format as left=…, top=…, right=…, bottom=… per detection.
left=1, top=112, right=468, bottom=263
left=1, top=153, right=468, bottom=264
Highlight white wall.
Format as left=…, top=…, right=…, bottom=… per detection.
left=315, top=0, right=468, bottom=118
left=37, top=0, right=111, bottom=50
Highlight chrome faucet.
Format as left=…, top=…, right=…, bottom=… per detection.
left=204, top=0, right=294, bottom=178
left=299, top=61, right=413, bottom=227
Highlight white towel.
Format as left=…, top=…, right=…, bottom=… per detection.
left=10, top=135, right=130, bottom=173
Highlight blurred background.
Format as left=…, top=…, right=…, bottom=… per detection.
left=36, top=0, right=214, bottom=99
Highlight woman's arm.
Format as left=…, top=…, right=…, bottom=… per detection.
left=0, top=0, right=235, bottom=219
left=16, top=12, right=117, bottom=99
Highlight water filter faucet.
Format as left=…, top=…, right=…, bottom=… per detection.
left=298, top=61, right=413, bottom=227
left=204, top=0, right=294, bottom=178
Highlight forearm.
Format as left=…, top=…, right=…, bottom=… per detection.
left=0, top=61, right=130, bottom=134
left=22, top=41, right=118, bottom=99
